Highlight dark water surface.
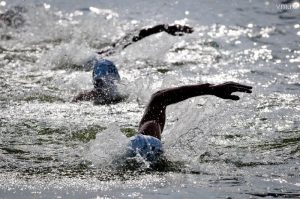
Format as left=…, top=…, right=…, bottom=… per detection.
left=0, top=0, right=299, bottom=198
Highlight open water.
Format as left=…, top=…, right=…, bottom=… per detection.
left=0, top=0, right=299, bottom=198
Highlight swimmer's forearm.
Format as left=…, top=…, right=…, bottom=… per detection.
left=132, top=24, right=193, bottom=42
left=151, top=83, right=213, bottom=106
left=150, top=82, right=252, bottom=106
left=132, top=24, right=166, bottom=42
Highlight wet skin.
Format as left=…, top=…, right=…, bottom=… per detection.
left=138, top=82, right=252, bottom=139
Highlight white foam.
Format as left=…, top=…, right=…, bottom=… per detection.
left=37, top=43, right=96, bottom=70
left=86, top=124, right=129, bottom=167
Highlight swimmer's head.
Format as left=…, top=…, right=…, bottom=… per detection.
left=92, top=59, right=120, bottom=89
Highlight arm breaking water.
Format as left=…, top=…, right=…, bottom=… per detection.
left=97, top=24, right=194, bottom=56
left=138, top=82, right=252, bottom=139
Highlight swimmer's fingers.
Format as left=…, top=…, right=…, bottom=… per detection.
left=232, top=86, right=252, bottom=94
left=227, top=85, right=252, bottom=100
left=211, top=82, right=252, bottom=100
left=223, top=82, right=252, bottom=89
left=240, top=84, right=252, bottom=89
left=180, top=25, right=194, bottom=33
left=215, top=93, right=240, bottom=101
left=234, top=85, right=252, bottom=93
left=222, top=82, right=252, bottom=93
left=166, top=24, right=194, bottom=36
left=228, top=95, right=240, bottom=100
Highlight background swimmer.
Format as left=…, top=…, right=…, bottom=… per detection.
left=73, top=24, right=194, bottom=104
left=72, top=59, right=124, bottom=104
left=0, top=6, right=26, bottom=28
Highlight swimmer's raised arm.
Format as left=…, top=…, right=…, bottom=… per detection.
left=132, top=24, right=194, bottom=42
left=97, top=24, right=193, bottom=56
left=138, top=82, right=252, bottom=139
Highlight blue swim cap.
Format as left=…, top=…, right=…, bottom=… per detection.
left=92, top=59, right=120, bottom=88
left=127, top=134, right=164, bottom=162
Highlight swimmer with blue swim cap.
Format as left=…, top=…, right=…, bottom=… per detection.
left=73, top=23, right=194, bottom=104
left=127, top=82, right=252, bottom=162
left=74, top=64, right=253, bottom=163
left=92, top=59, right=120, bottom=89
left=72, top=59, right=124, bottom=105
left=71, top=23, right=252, bottom=163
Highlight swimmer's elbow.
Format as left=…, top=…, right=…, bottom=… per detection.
left=148, top=89, right=169, bottom=106
left=150, top=90, right=164, bottom=101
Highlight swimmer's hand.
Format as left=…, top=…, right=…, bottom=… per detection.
left=210, top=82, right=252, bottom=100
left=72, top=90, right=97, bottom=102
left=164, top=24, right=194, bottom=36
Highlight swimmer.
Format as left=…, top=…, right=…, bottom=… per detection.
left=72, top=59, right=124, bottom=105
left=127, top=82, right=252, bottom=162
left=0, top=6, right=26, bottom=28
left=73, top=24, right=194, bottom=104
